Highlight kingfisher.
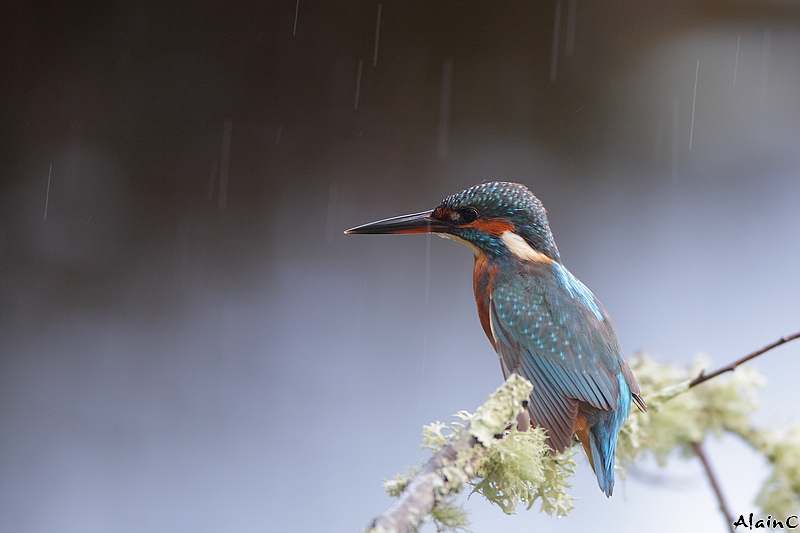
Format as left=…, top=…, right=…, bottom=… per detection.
left=345, top=181, right=647, bottom=496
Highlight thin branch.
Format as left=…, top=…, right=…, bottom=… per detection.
left=689, top=331, right=800, bottom=388
left=693, top=441, right=734, bottom=533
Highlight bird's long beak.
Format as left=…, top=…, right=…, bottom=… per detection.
left=344, top=210, right=450, bottom=235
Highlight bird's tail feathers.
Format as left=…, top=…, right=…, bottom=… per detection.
left=588, top=422, right=616, bottom=497
left=579, top=374, right=634, bottom=497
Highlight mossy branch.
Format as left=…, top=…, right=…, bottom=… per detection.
left=366, top=375, right=534, bottom=533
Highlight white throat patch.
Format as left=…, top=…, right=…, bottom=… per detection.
left=500, top=231, right=553, bottom=263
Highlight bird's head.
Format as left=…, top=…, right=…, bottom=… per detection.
left=345, top=182, right=560, bottom=263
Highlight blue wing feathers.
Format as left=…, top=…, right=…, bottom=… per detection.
left=552, top=263, right=605, bottom=321
left=488, top=260, right=640, bottom=491
left=515, top=346, right=577, bottom=450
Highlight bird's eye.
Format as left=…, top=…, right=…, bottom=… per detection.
left=460, top=207, right=479, bottom=223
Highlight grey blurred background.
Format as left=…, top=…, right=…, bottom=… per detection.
left=2, top=1, right=799, bottom=532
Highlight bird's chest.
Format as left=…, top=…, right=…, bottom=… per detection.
left=472, top=254, right=499, bottom=347
left=472, top=257, right=564, bottom=350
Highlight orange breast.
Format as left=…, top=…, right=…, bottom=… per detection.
left=473, top=253, right=498, bottom=349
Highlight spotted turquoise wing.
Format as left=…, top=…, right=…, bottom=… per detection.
left=489, top=261, right=631, bottom=452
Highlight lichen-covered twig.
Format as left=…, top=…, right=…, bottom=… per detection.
left=367, top=427, right=481, bottom=533
left=366, top=374, right=533, bottom=533
left=689, top=331, right=800, bottom=388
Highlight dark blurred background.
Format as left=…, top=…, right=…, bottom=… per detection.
left=2, top=1, right=799, bottom=532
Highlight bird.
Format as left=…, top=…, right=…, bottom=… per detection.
left=345, top=181, right=647, bottom=497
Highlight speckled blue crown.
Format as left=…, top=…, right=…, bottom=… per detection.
left=439, top=182, right=539, bottom=216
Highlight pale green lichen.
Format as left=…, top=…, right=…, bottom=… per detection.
left=421, top=421, right=454, bottom=453
left=382, top=468, right=417, bottom=498
left=471, top=427, right=548, bottom=513
left=472, top=426, right=576, bottom=517
left=618, top=353, right=764, bottom=466
left=430, top=500, right=472, bottom=533
left=468, top=374, right=533, bottom=446
left=741, top=423, right=800, bottom=517
left=617, top=352, right=799, bottom=517
left=643, top=378, right=692, bottom=409
left=537, top=452, right=577, bottom=517
left=420, top=375, right=573, bottom=529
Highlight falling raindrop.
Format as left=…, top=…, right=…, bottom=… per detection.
left=373, top=3, right=382, bottom=67
left=275, top=123, right=283, bottom=144
left=689, top=59, right=699, bottom=151
left=733, top=35, right=741, bottom=86
left=218, top=118, right=232, bottom=211
left=44, top=163, right=52, bottom=220
left=437, top=59, right=452, bottom=160
left=354, top=58, right=364, bottom=110
left=550, top=0, right=562, bottom=82
left=293, top=0, right=300, bottom=35
left=565, top=0, right=577, bottom=58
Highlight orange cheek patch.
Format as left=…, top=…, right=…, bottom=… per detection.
left=470, top=218, right=514, bottom=236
